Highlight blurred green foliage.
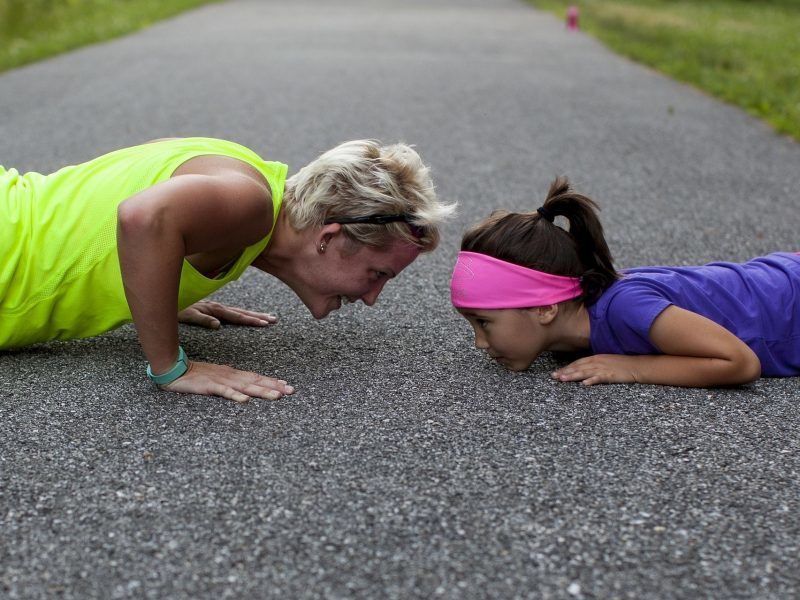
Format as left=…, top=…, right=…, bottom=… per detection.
left=0, top=0, right=220, bottom=73
left=530, top=0, right=800, bottom=140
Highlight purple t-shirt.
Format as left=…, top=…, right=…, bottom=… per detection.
left=587, top=252, right=800, bottom=376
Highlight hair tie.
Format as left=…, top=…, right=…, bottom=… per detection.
left=536, top=206, right=555, bottom=223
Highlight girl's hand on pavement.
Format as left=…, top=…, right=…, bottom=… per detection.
left=178, top=301, right=277, bottom=329
left=551, top=354, right=639, bottom=386
left=161, top=361, right=295, bottom=403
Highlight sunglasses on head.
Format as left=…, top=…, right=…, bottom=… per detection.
left=323, top=213, right=424, bottom=239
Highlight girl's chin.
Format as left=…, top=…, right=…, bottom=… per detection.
left=494, top=357, right=530, bottom=372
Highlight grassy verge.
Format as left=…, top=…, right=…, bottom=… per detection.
left=0, top=0, right=221, bottom=74
left=530, top=0, right=800, bottom=141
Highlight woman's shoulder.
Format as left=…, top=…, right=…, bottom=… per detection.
left=146, top=136, right=260, bottom=157
left=139, top=136, right=278, bottom=163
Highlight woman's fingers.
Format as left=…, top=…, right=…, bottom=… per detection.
left=224, top=307, right=278, bottom=324
left=177, top=307, right=221, bottom=329
left=241, top=383, right=283, bottom=400
left=225, top=311, right=276, bottom=326
left=179, top=302, right=277, bottom=327
left=208, top=383, right=251, bottom=403
left=196, top=311, right=221, bottom=329
left=207, top=303, right=276, bottom=325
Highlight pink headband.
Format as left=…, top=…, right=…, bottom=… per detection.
left=450, top=251, right=583, bottom=309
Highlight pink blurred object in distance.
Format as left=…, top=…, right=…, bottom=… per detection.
left=566, top=5, right=579, bottom=30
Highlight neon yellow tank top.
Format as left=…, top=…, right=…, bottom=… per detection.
left=0, top=137, right=287, bottom=349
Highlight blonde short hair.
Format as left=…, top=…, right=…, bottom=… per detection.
left=283, top=140, right=455, bottom=252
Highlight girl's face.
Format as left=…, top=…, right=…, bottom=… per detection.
left=458, top=308, right=548, bottom=371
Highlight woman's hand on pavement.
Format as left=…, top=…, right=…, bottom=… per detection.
left=161, top=361, right=295, bottom=403
left=178, top=301, right=277, bottom=329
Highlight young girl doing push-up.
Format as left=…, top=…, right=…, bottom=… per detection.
left=450, top=177, right=800, bottom=388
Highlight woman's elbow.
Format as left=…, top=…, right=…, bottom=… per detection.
left=117, top=199, right=164, bottom=238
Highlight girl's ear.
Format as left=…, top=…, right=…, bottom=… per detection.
left=531, top=304, right=558, bottom=325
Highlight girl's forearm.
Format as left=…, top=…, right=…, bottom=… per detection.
left=641, top=305, right=763, bottom=387
left=554, top=349, right=762, bottom=388
left=626, top=353, right=760, bottom=387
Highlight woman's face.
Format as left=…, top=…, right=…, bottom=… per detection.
left=300, top=236, right=421, bottom=319
left=457, top=308, right=547, bottom=371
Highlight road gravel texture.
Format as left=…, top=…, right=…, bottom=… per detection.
left=1, top=0, right=799, bottom=598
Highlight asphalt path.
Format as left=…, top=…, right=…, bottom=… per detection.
left=1, top=0, right=799, bottom=598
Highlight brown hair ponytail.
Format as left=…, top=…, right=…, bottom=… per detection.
left=460, top=176, right=619, bottom=304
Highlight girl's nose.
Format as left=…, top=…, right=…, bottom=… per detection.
left=474, top=332, right=489, bottom=350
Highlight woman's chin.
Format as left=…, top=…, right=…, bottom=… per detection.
left=311, top=307, right=332, bottom=319
left=308, top=298, right=340, bottom=320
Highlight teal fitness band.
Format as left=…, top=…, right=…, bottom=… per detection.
left=147, top=346, right=189, bottom=385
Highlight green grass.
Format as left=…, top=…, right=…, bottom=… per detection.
left=530, top=0, right=800, bottom=141
left=0, top=0, right=221, bottom=74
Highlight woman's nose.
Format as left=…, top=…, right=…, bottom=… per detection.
left=361, top=279, right=388, bottom=306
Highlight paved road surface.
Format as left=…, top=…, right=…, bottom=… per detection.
left=1, top=0, right=799, bottom=598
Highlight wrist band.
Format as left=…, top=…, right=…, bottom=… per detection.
left=147, top=346, right=189, bottom=385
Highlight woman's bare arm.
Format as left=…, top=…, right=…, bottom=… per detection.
left=117, top=173, right=294, bottom=402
